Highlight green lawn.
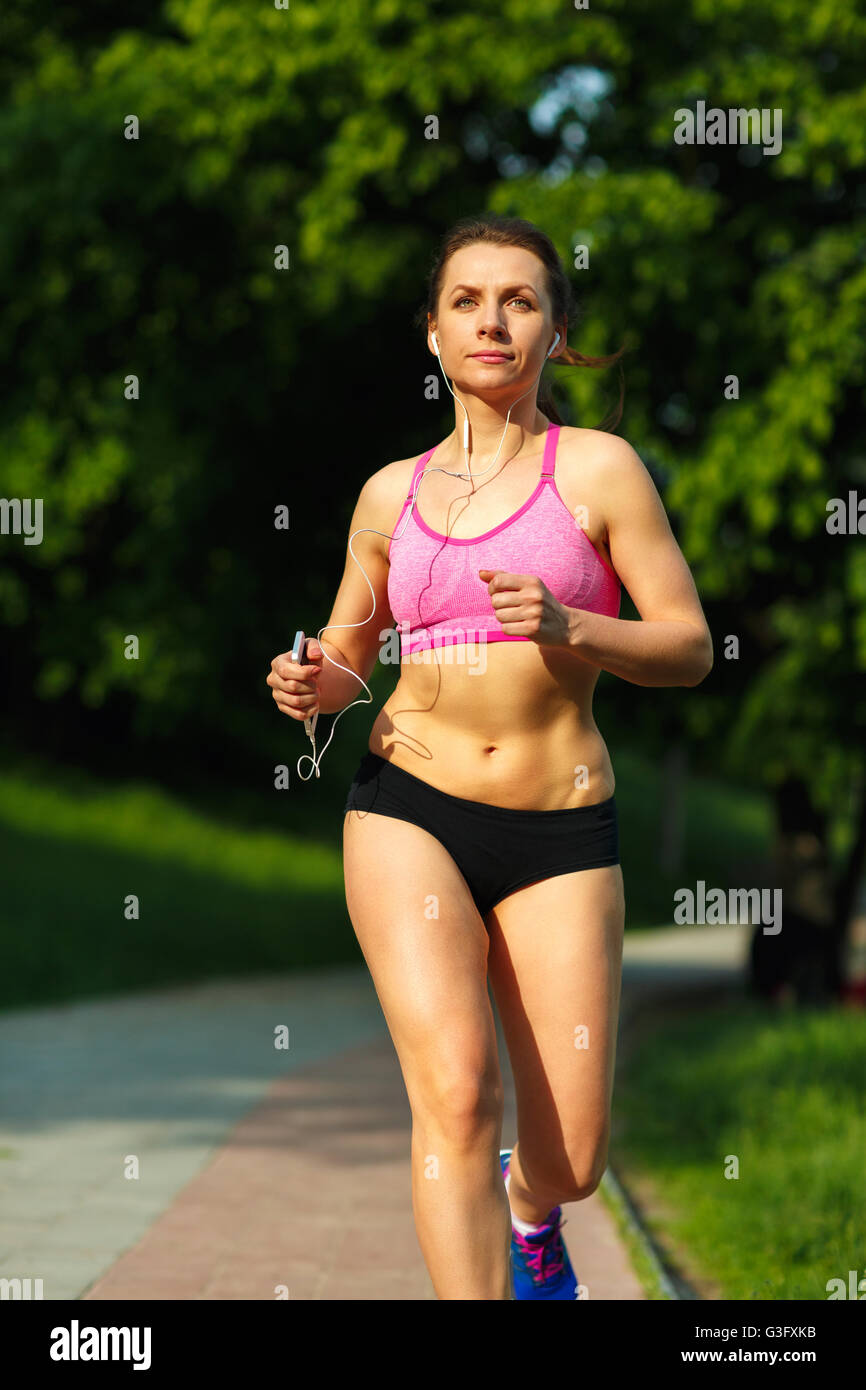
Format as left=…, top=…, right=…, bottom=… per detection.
left=0, top=746, right=773, bottom=1009
left=0, top=765, right=354, bottom=1010
left=611, top=995, right=866, bottom=1300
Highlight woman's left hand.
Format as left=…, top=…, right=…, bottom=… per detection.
left=478, top=569, right=573, bottom=647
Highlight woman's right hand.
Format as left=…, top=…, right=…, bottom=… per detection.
left=266, top=638, right=324, bottom=721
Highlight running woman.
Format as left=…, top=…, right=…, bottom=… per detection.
left=267, top=215, right=713, bottom=1300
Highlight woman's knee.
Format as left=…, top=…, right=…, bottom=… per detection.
left=521, top=1137, right=609, bottom=1203
left=412, top=1066, right=505, bottom=1146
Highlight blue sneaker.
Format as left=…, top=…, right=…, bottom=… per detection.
left=500, top=1149, right=579, bottom=1300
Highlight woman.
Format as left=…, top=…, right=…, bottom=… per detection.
left=267, top=215, right=713, bottom=1300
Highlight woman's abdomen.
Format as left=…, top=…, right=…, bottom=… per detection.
left=367, top=641, right=614, bottom=810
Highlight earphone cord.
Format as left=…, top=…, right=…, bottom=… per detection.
left=296, top=344, right=555, bottom=780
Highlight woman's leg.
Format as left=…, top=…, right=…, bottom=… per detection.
left=343, top=809, right=512, bottom=1300
left=485, top=865, right=625, bottom=1226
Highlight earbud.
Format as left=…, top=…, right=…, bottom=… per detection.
left=431, top=332, right=439, bottom=356
left=547, top=331, right=561, bottom=359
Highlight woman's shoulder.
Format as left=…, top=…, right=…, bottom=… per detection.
left=553, top=427, right=652, bottom=538
left=361, top=448, right=430, bottom=505
left=556, top=426, right=652, bottom=500
left=556, top=424, right=644, bottom=475
left=350, top=449, right=434, bottom=543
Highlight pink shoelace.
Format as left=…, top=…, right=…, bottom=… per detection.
left=512, top=1209, right=569, bottom=1283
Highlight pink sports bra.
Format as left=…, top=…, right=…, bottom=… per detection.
left=387, top=423, right=620, bottom=657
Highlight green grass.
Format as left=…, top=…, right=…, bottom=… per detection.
left=0, top=766, right=357, bottom=1010
left=0, top=744, right=773, bottom=1009
left=611, top=996, right=866, bottom=1300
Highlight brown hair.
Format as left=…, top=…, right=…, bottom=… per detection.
left=414, top=213, right=626, bottom=431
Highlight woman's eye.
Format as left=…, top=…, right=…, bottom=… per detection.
left=454, top=296, right=533, bottom=308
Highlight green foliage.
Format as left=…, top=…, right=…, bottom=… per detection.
left=0, top=0, right=863, bottom=840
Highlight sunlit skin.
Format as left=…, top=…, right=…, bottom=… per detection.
left=269, top=242, right=711, bottom=800
left=339, top=242, right=710, bottom=809
left=267, top=240, right=712, bottom=1299
left=371, top=243, right=613, bottom=807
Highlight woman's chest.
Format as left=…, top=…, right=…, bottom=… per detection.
left=411, top=458, right=613, bottom=570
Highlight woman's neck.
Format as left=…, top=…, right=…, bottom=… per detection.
left=442, top=407, right=548, bottom=470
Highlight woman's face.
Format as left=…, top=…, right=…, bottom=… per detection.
left=429, top=242, right=559, bottom=389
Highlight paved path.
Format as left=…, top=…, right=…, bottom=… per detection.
left=0, top=924, right=751, bottom=1300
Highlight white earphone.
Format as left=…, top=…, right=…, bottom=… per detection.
left=294, top=327, right=564, bottom=780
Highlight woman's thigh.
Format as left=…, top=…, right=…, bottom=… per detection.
left=343, top=809, right=504, bottom=1127
left=484, top=864, right=625, bottom=1195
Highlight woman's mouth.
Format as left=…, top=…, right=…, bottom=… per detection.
left=470, top=352, right=513, bottom=363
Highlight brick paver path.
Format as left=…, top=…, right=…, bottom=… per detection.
left=0, top=924, right=752, bottom=1300
left=82, top=1031, right=645, bottom=1300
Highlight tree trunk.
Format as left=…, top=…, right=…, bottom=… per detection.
left=749, top=776, right=846, bottom=1004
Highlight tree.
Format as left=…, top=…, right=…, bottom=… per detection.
left=1, top=2, right=863, bottom=994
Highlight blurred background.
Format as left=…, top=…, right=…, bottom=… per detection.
left=1, top=0, right=865, bottom=1300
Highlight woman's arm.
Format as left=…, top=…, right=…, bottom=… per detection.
left=312, top=463, right=405, bottom=713
left=565, top=437, right=713, bottom=688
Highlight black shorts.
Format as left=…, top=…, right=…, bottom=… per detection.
left=343, top=750, right=620, bottom=920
